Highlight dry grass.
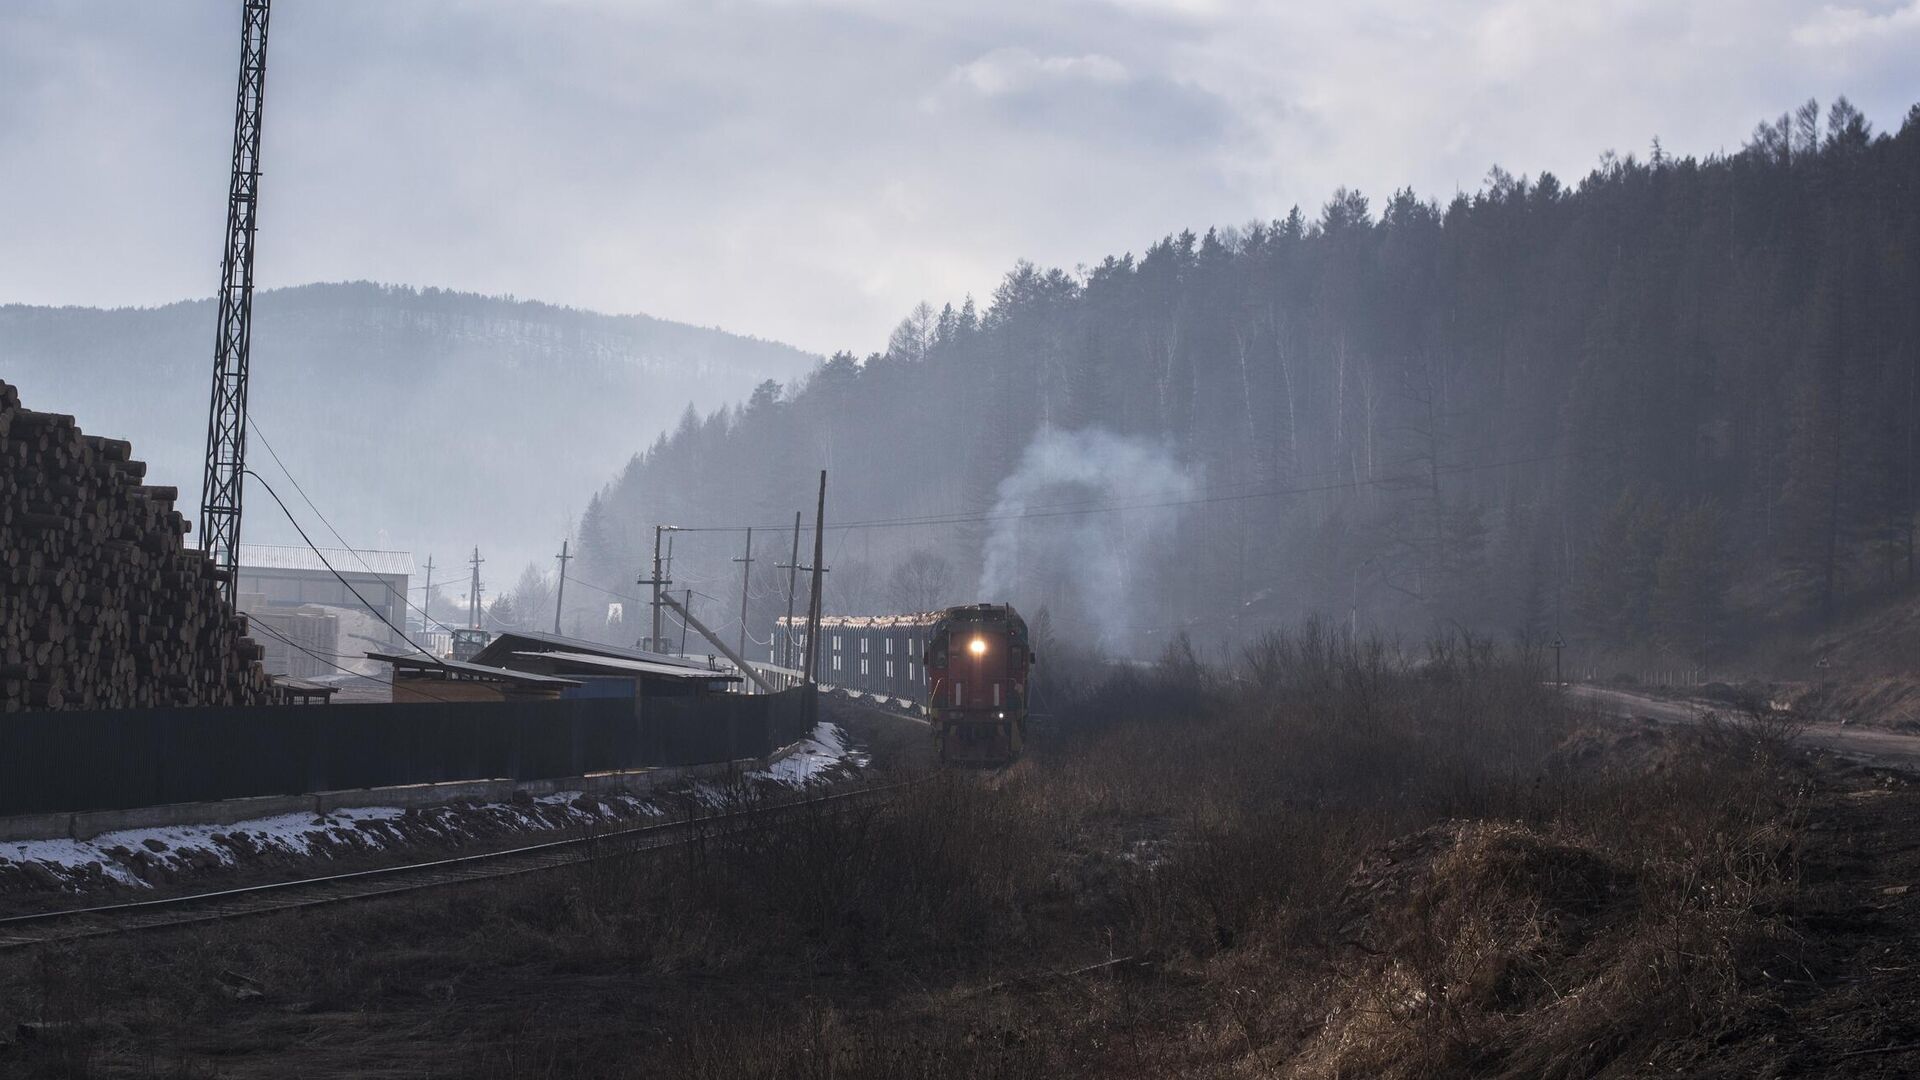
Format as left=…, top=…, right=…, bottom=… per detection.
left=0, top=622, right=1812, bottom=1078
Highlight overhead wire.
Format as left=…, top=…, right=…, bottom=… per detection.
left=569, top=576, right=647, bottom=606
left=243, top=469, right=438, bottom=659
left=247, top=416, right=460, bottom=635
left=624, top=440, right=1586, bottom=650
left=664, top=432, right=1574, bottom=534
left=663, top=441, right=1590, bottom=536
left=243, top=618, right=461, bottom=704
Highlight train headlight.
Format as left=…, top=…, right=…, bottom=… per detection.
left=969, top=637, right=987, bottom=656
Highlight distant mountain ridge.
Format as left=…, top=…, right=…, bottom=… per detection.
left=0, top=282, right=819, bottom=597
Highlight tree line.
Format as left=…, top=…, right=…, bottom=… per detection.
left=563, top=98, right=1920, bottom=666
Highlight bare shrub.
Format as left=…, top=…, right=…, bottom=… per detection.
left=0, top=621, right=1810, bottom=1079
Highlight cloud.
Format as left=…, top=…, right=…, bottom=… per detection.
left=953, top=47, right=1129, bottom=97
left=0, top=0, right=1915, bottom=361
left=1792, top=1, right=1920, bottom=46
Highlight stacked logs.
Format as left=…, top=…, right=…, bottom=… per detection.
left=0, top=379, right=280, bottom=712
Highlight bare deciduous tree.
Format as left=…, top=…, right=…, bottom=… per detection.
left=886, top=550, right=955, bottom=613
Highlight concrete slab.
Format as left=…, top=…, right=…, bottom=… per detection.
left=0, top=813, right=74, bottom=844
left=70, top=794, right=316, bottom=841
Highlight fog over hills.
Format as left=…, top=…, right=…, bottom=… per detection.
left=0, top=282, right=818, bottom=599
left=574, top=100, right=1920, bottom=665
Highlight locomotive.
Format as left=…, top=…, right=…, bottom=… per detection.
left=777, top=604, right=1034, bottom=764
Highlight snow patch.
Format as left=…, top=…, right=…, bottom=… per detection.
left=1, top=724, right=868, bottom=896
left=756, top=722, right=869, bottom=785
left=685, top=721, right=866, bottom=807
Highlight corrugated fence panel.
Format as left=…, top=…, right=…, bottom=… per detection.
left=0, top=687, right=818, bottom=816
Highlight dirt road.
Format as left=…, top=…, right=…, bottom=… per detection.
left=1571, top=683, right=1920, bottom=771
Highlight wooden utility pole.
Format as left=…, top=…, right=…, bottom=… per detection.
left=680, top=589, right=692, bottom=654
left=420, top=554, right=434, bottom=637
left=733, top=527, right=754, bottom=662
left=782, top=512, right=801, bottom=667
left=467, top=547, right=484, bottom=630
left=802, top=471, right=827, bottom=685
left=552, top=539, right=572, bottom=635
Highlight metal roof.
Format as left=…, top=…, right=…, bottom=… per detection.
left=240, top=543, right=414, bottom=578
left=271, top=675, right=339, bottom=698
left=506, top=650, right=741, bottom=682
left=779, top=611, right=945, bottom=630
left=471, top=630, right=713, bottom=671
left=367, top=651, right=582, bottom=687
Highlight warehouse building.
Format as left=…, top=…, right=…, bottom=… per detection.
left=236, top=544, right=413, bottom=674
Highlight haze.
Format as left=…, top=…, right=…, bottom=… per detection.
left=1, top=0, right=1913, bottom=354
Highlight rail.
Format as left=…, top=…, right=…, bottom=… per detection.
left=0, top=782, right=909, bottom=951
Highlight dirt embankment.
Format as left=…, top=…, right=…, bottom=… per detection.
left=1707, top=590, right=1920, bottom=732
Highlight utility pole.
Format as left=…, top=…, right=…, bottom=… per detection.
left=680, top=590, right=693, bottom=654
left=802, top=471, right=828, bottom=685
left=778, top=549, right=829, bottom=670
left=420, top=554, right=434, bottom=637
left=1550, top=636, right=1566, bottom=689
left=467, top=547, right=485, bottom=630
left=198, top=0, right=272, bottom=606
left=638, top=525, right=673, bottom=652
left=732, top=527, right=754, bottom=662
left=553, top=538, right=572, bottom=635
left=652, top=525, right=666, bottom=649
left=782, top=512, right=801, bottom=667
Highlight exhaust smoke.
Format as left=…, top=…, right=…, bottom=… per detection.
left=978, top=427, right=1196, bottom=654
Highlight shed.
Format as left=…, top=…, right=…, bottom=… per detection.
left=471, top=631, right=739, bottom=697
left=504, top=650, right=740, bottom=696
left=272, top=676, right=340, bottom=705
left=369, top=651, right=582, bottom=704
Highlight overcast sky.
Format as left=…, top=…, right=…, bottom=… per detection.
left=3, top=0, right=1917, bottom=355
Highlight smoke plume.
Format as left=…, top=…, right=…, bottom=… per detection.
left=978, top=428, right=1197, bottom=654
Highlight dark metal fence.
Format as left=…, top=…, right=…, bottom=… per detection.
left=0, top=687, right=816, bottom=816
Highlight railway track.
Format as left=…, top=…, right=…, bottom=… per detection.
left=0, top=782, right=906, bottom=951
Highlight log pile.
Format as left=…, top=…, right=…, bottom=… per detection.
left=0, top=379, right=280, bottom=712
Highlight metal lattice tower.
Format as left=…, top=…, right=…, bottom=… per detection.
left=199, top=0, right=272, bottom=605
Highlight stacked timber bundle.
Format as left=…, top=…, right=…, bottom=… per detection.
left=0, top=379, right=280, bottom=712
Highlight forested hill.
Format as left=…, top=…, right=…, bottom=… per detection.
left=0, top=283, right=817, bottom=585
left=571, top=99, right=1920, bottom=666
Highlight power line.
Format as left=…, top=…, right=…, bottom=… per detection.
left=247, top=416, right=458, bottom=635
left=248, top=619, right=378, bottom=677
left=837, top=444, right=1587, bottom=531
left=523, top=440, right=1585, bottom=648
left=669, top=444, right=1403, bottom=536
left=244, top=469, right=437, bottom=659
left=665, top=436, right=1527, bottom=535
left=569, top=576, right=648, bottom=606
left=244, top=617, right=460, bottom=705
left=671, top=442, right=1589, bottom=536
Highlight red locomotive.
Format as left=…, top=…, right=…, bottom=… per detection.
left=777, top=603, right=1034, bottom=764
left=922, top=604, right=1032, bottom=764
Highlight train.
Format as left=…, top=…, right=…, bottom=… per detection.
left=777, top=604, right=1034, bottom=764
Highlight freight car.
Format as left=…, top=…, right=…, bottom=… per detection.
left=778, top=604, right=1034, bottom=764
